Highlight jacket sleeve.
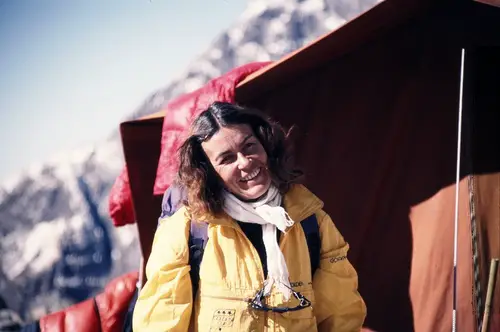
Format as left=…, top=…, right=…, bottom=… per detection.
left=313, top=209, right=367, bottom=332
left=132, top=212, right=192, bottom=332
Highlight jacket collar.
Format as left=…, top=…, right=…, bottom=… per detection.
left=194, top=184, right=324, bottom=229
left=283, top=184, right=324, bottom=223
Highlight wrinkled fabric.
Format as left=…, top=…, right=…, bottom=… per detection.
left=108, top=165, right=135, bottom=227
left=133, top=184, right=366, bottom=331
left=108, top=62, right=271, bottom=227
left=38, top=271, right=138, bottom=332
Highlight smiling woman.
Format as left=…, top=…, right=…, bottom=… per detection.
left=178, top=102, right=302, bottom=217
left=132, top=102, right=367, bottom=332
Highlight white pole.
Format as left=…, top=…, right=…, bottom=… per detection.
left=452, top=47, right=466, bottom=332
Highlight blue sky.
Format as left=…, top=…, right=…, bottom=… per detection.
left=0, top=0, right=246, bottom=182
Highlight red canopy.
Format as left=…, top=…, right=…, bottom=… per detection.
left=108, top=62, right=270, bottom=227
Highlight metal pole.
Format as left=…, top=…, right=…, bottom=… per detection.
left=481, top=258, right=499, bottom=332
left=452, top=48, right=466, bottom=332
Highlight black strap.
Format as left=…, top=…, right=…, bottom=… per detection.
left=188, top=221, right=209, bottom=300
left=122, top=287, right=139, bottom=332
left=300, top=214, right=321, bottom=276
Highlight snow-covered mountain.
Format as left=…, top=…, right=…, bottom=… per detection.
left=0, top=138, right=140, bottom=321
left=0, top=0, right=380, bottom=322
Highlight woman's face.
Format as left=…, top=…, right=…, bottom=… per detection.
left=201, top=124, right=271, bottom=201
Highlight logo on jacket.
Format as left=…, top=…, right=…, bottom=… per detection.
left=210, top=309, right=235, bottom=329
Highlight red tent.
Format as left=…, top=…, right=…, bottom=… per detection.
left=109, top=0, right=500, bottom=330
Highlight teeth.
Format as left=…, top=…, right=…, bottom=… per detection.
left=241, top=168, right=260, bottom=181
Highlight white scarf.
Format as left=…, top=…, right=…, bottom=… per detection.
left=222, top=185, right=294, bottom=301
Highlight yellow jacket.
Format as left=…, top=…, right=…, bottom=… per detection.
left=133, top=184, right=366, bottom=331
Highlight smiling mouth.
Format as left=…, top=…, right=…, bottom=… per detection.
left=240, top=168, right=261, bottom=182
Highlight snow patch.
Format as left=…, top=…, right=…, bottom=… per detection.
left=4, top=218, right=66, bottom=279
left=182, top=76, right=210, bottom=94
left=242, top=0, right=268, bottom=20
left=299, top=0, right=325, bottom=13
left=189, top=60, right=222, bottom=79
left=228, top=27, right=244, bottom=46
left=235, top=42, right=272, bottom=63
left=208, top=48, right=223, bottom=60
left=324, top=14, right=345, bottom=30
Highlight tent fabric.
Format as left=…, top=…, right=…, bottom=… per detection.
left=116, top=118, right=164, bottom=267
left=108, top=62, right=270, bottom=227
left=229, top=6, right=500, bottom=330
left=38, top=271, right=138, bottom=332
left=235, top=0, right=434, bottom=104
left=108, top=166, right=135, bottom=227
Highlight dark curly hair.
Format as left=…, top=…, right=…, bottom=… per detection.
left=177, top=101, right=303, bottom=217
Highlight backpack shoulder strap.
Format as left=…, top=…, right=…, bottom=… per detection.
left=188, top=220, right=209, bottom=300
left=159, top=184, right=187, bottom=220
left=158, top=185, right=209, bottom=299
left=300, top=214, right=321, bottom=278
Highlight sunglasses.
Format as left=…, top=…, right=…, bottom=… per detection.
left=248, top=286, right=312, bottom=313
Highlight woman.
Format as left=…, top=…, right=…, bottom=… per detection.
left=132, top=102, right=366, bottom=331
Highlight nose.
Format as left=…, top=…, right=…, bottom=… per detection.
left=236, top=152, right=251, bottom=170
